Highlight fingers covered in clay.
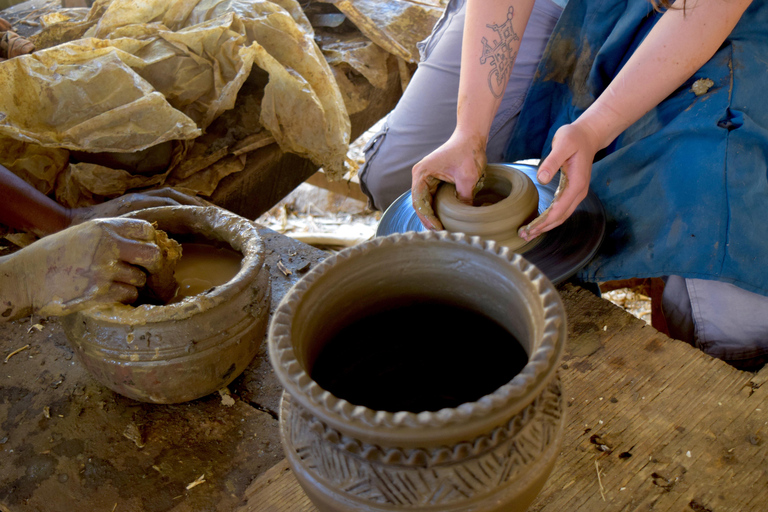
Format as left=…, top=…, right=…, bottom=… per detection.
left=0, top=218, right=168, bottom=317
left=518, top=123, right=597, bottom=241
left=411, top=134, right=487, bottom=230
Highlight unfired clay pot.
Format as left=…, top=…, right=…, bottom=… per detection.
left=434, top=163, right=539, bottom=251
left=61, top=206, right=271, bottom=404
left=269, top=231, right=567, bottom=512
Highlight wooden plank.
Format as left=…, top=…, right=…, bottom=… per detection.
left=239, top=460, right=316, bottom=512
left=304, top=171, right=368, bottom=204
left=238, top=284, right=768, bottom=512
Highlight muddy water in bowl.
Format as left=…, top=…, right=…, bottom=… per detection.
left=169, top=243, right=243, bottom=302
left=61, top=206, right=271, bottom=404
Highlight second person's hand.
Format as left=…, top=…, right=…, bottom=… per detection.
left=518, top=121, right=600, bottom=241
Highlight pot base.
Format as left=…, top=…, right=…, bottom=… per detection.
left=280, top=376, right=564, bottom=512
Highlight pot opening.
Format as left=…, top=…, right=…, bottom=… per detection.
left=135, top=232, right=244, bottom=307
left=472, top=173, right=512, bottom=207
left=308, top=297, right=529, bottom=413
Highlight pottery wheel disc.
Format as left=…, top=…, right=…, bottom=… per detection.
left=376, top=163, right=606, bottom=285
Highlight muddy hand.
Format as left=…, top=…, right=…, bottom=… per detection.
left=411, top=135, right=487, bottom=230
left=518, top=123, right=597, bottom=241
left=70, top=188, right=208, bottom=225
left=23, top=218, right=162, bottom=316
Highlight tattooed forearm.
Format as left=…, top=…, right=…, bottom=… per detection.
left=479, top=6, right=520, bottom=98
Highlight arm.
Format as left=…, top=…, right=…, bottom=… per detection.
left=412, top=0, right=537, bottom=229
left=519, top=0, right=754, bottom=241
left=0, top=164, right=70, bottom=236
left=0, top=163, right=206, bottom=236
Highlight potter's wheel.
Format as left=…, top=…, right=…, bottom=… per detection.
left=376, top=163, right=606, bottom=285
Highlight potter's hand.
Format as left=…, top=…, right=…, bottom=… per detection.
left=412, top=134, right=487, bottom=230
left=0, top=218, right=162, bottom=319
left=70, top=188, right=208, bottom=225
left=518, top=122, right=599, bottom=241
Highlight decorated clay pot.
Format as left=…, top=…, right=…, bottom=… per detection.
left=434, top=163, right=539, bottom=251
left=269, top=231, right=567, bottom=512
left=61, top=206, right=271, bottom=404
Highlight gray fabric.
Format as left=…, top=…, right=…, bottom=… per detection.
left=661, top=275, right=695, bottom=343
left=663, top=276, right=768, bottom=369
left=359, top=0, right=564, bottom=211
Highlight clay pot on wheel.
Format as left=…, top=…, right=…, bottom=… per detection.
left=61, top=206, right=271, bottom=404
left=435, top=163, right=539, bottom=251
left=269, top=231, right=567, bottom=512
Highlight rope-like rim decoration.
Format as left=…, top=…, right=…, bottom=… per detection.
left=268, top=231, right=566, bottom=433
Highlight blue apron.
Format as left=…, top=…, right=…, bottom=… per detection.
left=505, top=0, right=768, bottom=296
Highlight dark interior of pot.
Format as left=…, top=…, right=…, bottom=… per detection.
left=309, top=297, right=528, bottom=413
left=473, top=173, right=512, bottom=206
left=291, top=240, right=543, bottom=413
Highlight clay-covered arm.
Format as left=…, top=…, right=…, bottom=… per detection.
left=0, top=163, right=206, bottom=236
left=0, top=218, right=163, bottom=321
left=519, top=0, right=753, bottom=241
left=412, top=0, right=537, bottom=229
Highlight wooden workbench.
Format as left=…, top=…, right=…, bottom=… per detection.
left=238, top=283, right=768, bottom=512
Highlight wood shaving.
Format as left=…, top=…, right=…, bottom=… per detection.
left=123, top=423, right=145, bottom=448
left=4, top=344, right=30, bottom=363
left=595, top=460, right=606, bottom=501
left=186, top=474, right=206, bottom=490
left=277, top=260, right=292, bottom=276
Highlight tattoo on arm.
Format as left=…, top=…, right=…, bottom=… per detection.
left=479, top=6, right=520, bottom=98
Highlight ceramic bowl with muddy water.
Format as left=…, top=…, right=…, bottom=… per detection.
left=61, top=206, right=271, bottom=404
left=269, top=231, right=567, bottom=512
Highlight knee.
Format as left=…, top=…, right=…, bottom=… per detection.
left=359, top=131, right=413, bottom=212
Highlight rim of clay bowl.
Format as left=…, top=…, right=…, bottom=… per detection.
left=269, top=230, right=567, bottom=446
left=80, top=205, right=265, bottom=325
left=435, top=163, right=538, bottom=222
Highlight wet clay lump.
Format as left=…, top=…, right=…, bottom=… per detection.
left=141, top=228, right=183, bottom=304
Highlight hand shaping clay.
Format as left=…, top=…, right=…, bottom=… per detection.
left=140, top=227, right=183, bottom=304
left=434, top=163, right=539, bottom=251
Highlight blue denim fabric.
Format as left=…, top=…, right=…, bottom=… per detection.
left=505, top=0, right=768, bottom=297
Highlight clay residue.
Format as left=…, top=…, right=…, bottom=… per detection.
left=691, top=78, right=714, bottom=96
left=141, top=228, right=182, bottom=304
left=542, top=35, right=595, bottom=110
